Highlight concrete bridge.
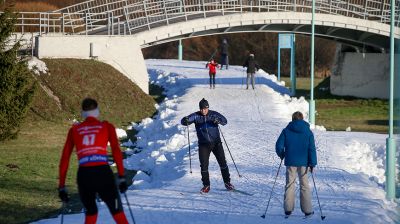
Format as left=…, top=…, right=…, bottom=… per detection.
left=13, top=0, right=400, bottom=95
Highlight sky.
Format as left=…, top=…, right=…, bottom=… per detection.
left=33, top=59, right=398, bottom=224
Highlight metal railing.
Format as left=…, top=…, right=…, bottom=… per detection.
left=11, top=0, right=400, bottom=35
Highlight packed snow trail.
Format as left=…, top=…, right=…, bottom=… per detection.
left=34, top=60, right=397, bottom=224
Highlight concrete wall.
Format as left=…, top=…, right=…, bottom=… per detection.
left=37, top=36, right=148, bottom=93
left=330, top=53, right=390, bottom=99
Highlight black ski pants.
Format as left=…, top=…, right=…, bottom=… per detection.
left=198, top=142, right=230, bottom=186
left=209, top=72, right=216, bottom=87
left=77, top=165, right=123, bottom=216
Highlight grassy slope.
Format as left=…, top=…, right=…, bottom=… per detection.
left=281, top=77, right=388, bottom=133
left=0, top=59, right=156, bottom=224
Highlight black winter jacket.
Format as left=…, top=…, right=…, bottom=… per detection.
left=220, top=42, right=229, bottom=55
left=243, top=56, right=260, bottom=73
left=181, top=110, right=227, bottom=145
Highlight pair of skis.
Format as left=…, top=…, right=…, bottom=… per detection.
left=198, top=188, right=254, bottom=196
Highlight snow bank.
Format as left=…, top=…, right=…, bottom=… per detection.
left=27, top=57, right=48, bottom=75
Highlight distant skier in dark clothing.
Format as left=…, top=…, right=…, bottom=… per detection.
left=220, top=39, right=229, bottom=70
left=275, top=111, right=317, bottom=218
left=181, top=98, right=234, bottom=194
left=243, top=53, right=260, bottom=89
left=206, top=59, right=219, bottom=89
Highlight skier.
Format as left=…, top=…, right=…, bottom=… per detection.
left=243, top=53, right=260, bottom=90
left=206, top=59, right=219, bottom=89
left=181, top=98, right=234, bottom=194
left=275, top=111, right=317, bottom=218
left=220, top=38, right=229, bottom=70
left=58, top=98, right=129, bottom=224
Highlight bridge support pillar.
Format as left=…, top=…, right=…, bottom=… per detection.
left=36, top=35, right=149, bottom=94
left=178, top=39, right=183, bottom=61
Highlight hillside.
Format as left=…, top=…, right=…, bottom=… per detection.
left=0, top=58, right=156, bottom=224
left=30, top=59, right=156, bottom=126
left=4, top=0, right=86, bottom=11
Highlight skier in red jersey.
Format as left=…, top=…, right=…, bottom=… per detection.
left=206, top=59, right=220, bottom=89
left=58, top=98, right=129, bottom=224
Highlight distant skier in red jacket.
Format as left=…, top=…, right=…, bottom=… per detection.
left=206, top=59, right=220, bottom=89
left=58, top=98, right=129, bottom=224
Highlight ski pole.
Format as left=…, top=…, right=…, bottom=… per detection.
left=60, top=202, right=66, bottom=224
left=241, top=70, right=245, bottom=89
left=311, top=171, right=326, bottom=220
left=124, top=193, right=136, bottom=224
left=218, top=126, right=242, bottom=177
left=187, top=125, right=192, bottom=174
left=207, top=48, right=218, bottom=62
left=261, top=159, right=283, bottom=219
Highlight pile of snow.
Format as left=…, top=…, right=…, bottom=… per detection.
left=341, top=140, right=385, bottom=184
left=27, top=57, right=48, bottom=75
left=116, top=128, right=127, bottom=138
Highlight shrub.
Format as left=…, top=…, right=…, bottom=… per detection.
left=0, top=9, right=36, bottom=141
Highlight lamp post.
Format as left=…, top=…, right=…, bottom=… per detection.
left=178, top=0, right=183, bottom=61
left=385, top=0, right=396, bottom=199
left=309, top=0, right=316, bottom=125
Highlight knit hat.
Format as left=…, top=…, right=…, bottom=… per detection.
left=199, top=98, right=209, bottom=109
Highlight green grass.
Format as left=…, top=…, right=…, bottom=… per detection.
left=0, top=118, right=78, bottom=224
left=281, top=76, right=389, bottom=133
left=0, top=59, right=157, bottom=224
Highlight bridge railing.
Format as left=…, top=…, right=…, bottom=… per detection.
left=123, top=0, right=400, bottom=33
left=9, top=0, right=400, bottom=35
left=12, top=11, right=132, bottom=35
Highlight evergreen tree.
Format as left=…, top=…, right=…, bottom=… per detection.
left=0, top=9, right=36, bottom=141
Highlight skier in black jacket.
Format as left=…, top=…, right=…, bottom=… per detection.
left=220, top=39, right=229, bottom=70
left=243, top=53, right=260, bottom=90
left=181, top=98, right=234, bottom=194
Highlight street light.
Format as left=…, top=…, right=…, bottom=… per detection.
left=385, top=0, right=396, bottom=200
left=309, top=0, right=316, bottom=125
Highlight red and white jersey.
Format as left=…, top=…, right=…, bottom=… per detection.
left=59, top=117, right=124, bottom=188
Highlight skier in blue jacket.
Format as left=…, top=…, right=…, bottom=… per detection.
left=275, top=111, right=317, bottom=218
left=181, top=98, right=234, bottom=194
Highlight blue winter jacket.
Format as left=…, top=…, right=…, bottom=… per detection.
left=275, top=120, right=317, bottom=167
left=181, top=110, right=227, bottom=145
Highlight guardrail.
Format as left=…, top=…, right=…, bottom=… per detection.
left=9, top=0, right=400, bottom=35
left=13, top=12, right=130, bottom=35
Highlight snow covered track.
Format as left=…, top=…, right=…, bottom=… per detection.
left=34, top=60, right=397, bottom=224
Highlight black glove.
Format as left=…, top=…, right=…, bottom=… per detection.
left=279, top=154, right=285, bottom=160
left=183, top=117, right=189, bottom=126
left=58, top=187, right=69, bottom=203
left=309, top=166, right=314, bottom=173
left=118, top=176, right=128, bottom=193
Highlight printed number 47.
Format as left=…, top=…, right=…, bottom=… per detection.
left=83, top=134, right=96, bottom=146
